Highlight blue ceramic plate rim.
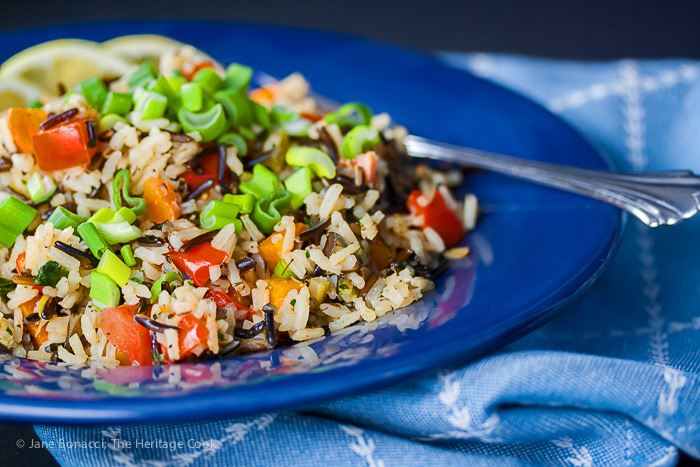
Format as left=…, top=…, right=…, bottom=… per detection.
left=0, top=20, right=623, bottom=424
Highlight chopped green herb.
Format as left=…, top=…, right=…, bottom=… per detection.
left=0, top=278, right=16, bottom=303
left=303, top=217, right=313, bottom=227
left=6, top=327, right=12, bottom=336
left=290, top=299, right=297, bottom=306
left=305, top=251, right=310, bottom=259
left=168, top=313, right=174, bottom=319
left=130, top=277, right=143, bottom=285
left=34, top=261, right=69, bottom=288
left=218, top=332, right=225, bottom=341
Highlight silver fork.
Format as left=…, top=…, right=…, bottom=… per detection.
left=404, top=135, right=700, bottom=227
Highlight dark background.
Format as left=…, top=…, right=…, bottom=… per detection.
left=0, top=0, right=700, bottom=59
left=1, top=1, right=699, bottom=465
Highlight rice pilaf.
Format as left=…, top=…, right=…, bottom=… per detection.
left=0, top=40, right=476, bottom=366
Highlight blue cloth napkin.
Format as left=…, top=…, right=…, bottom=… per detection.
left=35, top=54, right=700, bottom=467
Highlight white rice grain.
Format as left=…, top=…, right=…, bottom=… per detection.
left=463, top=193, right=478, bottom=230
left=319, top=184, right=343, bottom=219
left=423, top=227, right=446, bottom=252
left=48, top=246, right=81, bottom=271
left=290, top=328, right=324, bottom=341
left=212, top=222, right=238, bottom=256
left=293, top=286, right=310, bottom=330
left=241, top=215, right=264, bottom=242
left=329, top=311, right=361, bottom=332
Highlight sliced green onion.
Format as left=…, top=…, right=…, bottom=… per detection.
left=239, top=164, right=279, bottom=199
left=97, top=250, right=131, bottom=287
left=135, top=91, right=168, bottom=120
left=89, top=271, right=120, bottom=310
left=127, top=61, right=157, bottom=90
left=271, top=104, right=296, bottom=124
left=63, top=90, right=74, bottom=105
left=112, top=169, right=147, bottom=216
left=285, top=146, right=336, bottom=179
left=237, top=126, right=255, bottom=141
left=77, top=222, right=111, bottom=259
left=47, top=207, right=87, bottom=231
left=88, top=207, right=116, bottom=224
left=284, top=167, right=314, bottom=209
left=179, top=82, right=204, bottom=112
left=341, top=125, right=381, bottom=159
left=0, top=197, right=37, bottom=248
left=98, top=113, right=127, bottom=133
left=217, top=132, right=247, bottom=156
left=178, top=104, right=227, bottom=142
left=166, top=75, right=186, bottom=94
left=223, top=63, right=253, bottom=92
left=101, top=91, right=133, bottom=116
left=150, top=272, right=182, bottom=304
left=120, top=244, right=136, bottom=268
left=147, top=76, right=178, bottom=117
left=270, top=105, right=306, bottom=133
left=80, top=76, right=108, bottom=111
left=215, top=89, right=253, bottom=127
left=95, top=221, right=142, bottom=245
left=282, top=118, right=311, bottom=137
left=251, top=190, right=292, bottom=234
left=251, top=100, right=271, bottom=129
left=147, top=76, right=175, bottom=98
left=200, top=200, right=241, bottom=231
left=223, top=193, right=255, bottom=214
left=27, top=173, right=57, bottom=203
left=274, top=259, right=295, bottom=279
left=325, top=102, right=372, bottom=129
left=113, top=207, right=137, bottom=224
left=132, top=86, right=149, bottom=104
left=193, top=68, right=223, bottom=94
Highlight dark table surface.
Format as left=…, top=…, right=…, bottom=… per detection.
left=1, top=1, right=699, bottom=465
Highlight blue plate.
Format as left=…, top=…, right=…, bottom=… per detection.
left=0, top=21, right=621, bottom=423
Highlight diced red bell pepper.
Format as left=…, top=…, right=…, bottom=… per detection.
left=183, top=61, right=215, bottom=81
left=20, top=296, right=46, bottom=347
left=142, top=177, right=181, bottom=223
left=16, top=252, right=25, bottom=273
left=6, top=107, right=46, bottom=154
left=167, top=243, right=229, bottom=287
left=355, top=151, right=378, bottom=185
left=98, top=303, right=153, bottom=365
left=300, top=112, right=323, bottom=123
left=32, top=119, right=95, bottom=172
left=407, top=189, right=466, bottom=248
left=178, top=314, right=209, bottom=358
left=249, top=86, right=276, bottom=106
left=181, top=152, right=229, bottom=190
left=339, top=151, right=379, bottom=185
left=204, top=290, right=255, bottom=316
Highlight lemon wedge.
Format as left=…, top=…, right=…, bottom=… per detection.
left=102, top=34, right=221, bottom=71
left=0, top=39, right=133, bottom=95
left=0, top=77, right=43, bottom=112
left=102, top=34, right=186, bottom=64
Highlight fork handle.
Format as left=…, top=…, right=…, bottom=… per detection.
left=404, top=135, right=700, bottom=227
